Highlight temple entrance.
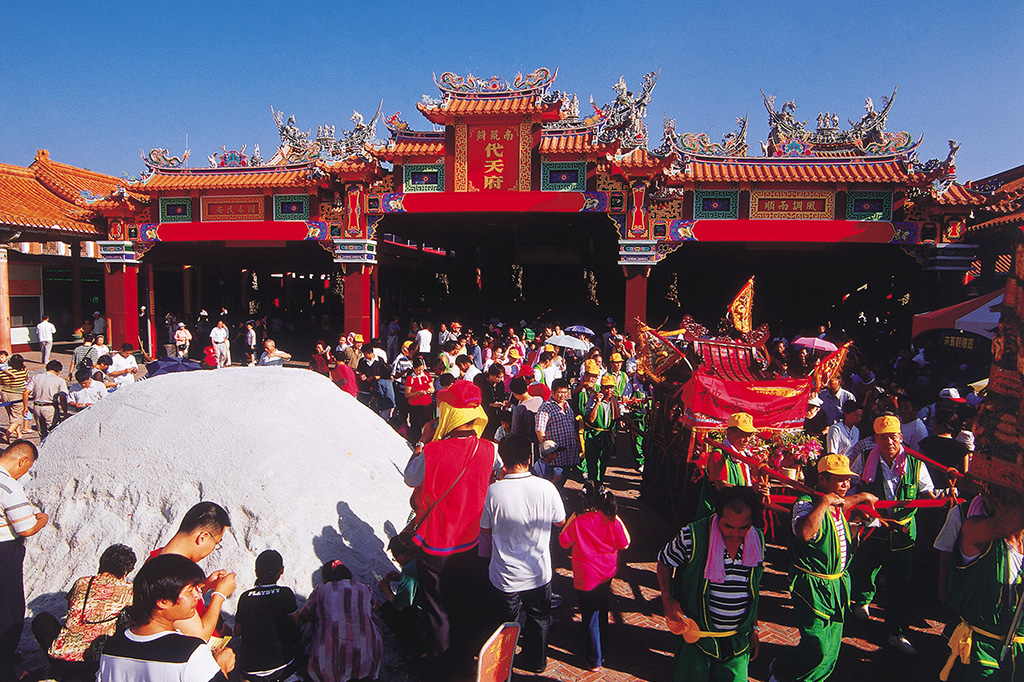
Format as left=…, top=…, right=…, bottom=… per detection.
left=645, top=243, right=924, bottom=356
left=376, top=211, right=624, bottom=328
left=145, top=240, right=340, bottom=356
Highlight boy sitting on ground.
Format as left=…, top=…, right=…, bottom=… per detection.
left=234, top=549, right=301, bottom=682
left=377, top=534, right=427, bottom=658
left=98, top=554, right=235, bottom=682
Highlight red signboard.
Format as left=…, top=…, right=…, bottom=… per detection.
left=476, top=622, right=519, bottom=682
left=749, top=190, right=834, bottom=220
left=201, top=196, right=265, bottom=221
left=466, top=124, right=520, bottom=191
left=680, top=373, right=813, bottom=430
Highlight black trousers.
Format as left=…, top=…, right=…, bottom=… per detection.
left=0, top=539, right=25, bottom=682
left=495, top=581, right=552, bottom=673
left=415, top=549, right=485, bottom=669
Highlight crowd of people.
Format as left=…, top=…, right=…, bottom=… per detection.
left=0, top=311, right=1020, bottom=682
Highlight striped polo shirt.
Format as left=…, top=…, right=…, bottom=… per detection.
left=658, top=525, right=754, bottom=630
left=0, top=467, right=37, bottom=542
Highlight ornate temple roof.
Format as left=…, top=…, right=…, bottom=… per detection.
left=928, top=183, right=986, bottom=206
left=135, top=163, right=326, bottom=191
left=539, top=129, right=607, bottom=155
left=0, top=153, right=110, bottom=235
left=416, top=69, right=562, bottom=125
left=681, top=155, right=910, bottom=184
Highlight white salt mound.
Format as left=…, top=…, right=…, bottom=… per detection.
left=22, top=367, right=414, bottom=657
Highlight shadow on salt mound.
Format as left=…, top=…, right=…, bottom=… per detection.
left=25, top=366, right=413, bottom=611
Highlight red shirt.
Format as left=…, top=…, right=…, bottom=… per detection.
left=405, top=372, right=433, bottom=406
left=331, top=363, right=358, bottom=396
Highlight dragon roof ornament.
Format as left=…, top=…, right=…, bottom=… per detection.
left=140, top=148, right=191, bottom=169
left=761, top=87, right=918, bottom=157
left=271, top=102, right=383, bottom=163
left=594, top=70, right=659, bottom=150
left=433, top=67, right=557, bottom=96
left=669, top=115, right=749, bottom=158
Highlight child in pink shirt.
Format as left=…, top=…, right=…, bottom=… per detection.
left=559, top=482, right=630, bottom=671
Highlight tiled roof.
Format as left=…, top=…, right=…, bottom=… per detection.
left=137, top=166, right=318, bottom=191
left=366, top=139, right=446, bottom=162
left=932, top=183, right=986, bottom=206
left=32, top=149, right=146, bottom=210
left=685, top=155, right=909, bottom=184
left=969, top=209, right=1024, bottom=232
left=539, top=131, right=604, bottom=155
left=417, top=95, right=558, bottom=124
left=0, top=162, right=101, bottom=235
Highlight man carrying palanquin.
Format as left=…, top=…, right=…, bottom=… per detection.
left=657, top=485, right=765, bottom=682
left=696, top=412, right=768, bottom=520
left=769, top=454, right=877, bottom=682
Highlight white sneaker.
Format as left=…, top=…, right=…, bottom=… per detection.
left=852, top=604, right=870, bottom=622
left=888, top=634, right=918, bottom=656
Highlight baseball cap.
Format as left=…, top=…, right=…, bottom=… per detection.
left=874, top=415, right=902, bottom=435
left=436, top=380, right=482, bottom=408
left=508, top=347, right=521, bottom=360
left=610, top=352, right=623, bottom=363
left=583, top=359, right=600, bottom=376
left=807, top=395, right=823, bottom=407
left=727, top=412, right=758, bottom=434
left=939, top=387, right=967, bottom=403
left=600, top=374, right=617, bottom=387
left=402, top=340, right=414, bottom=351
left=818, top=454, right=856, bottom=476
left=540, top=440, right=560, bottom=456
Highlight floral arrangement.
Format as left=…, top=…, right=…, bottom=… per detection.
left=702, top=428, right=821, bottom=470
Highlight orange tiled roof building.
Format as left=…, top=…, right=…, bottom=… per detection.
left=0, top=67, right=1014, bottom=349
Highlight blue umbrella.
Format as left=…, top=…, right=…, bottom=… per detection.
left=145, top=356, right=203, bottom=378
left=565, top=325, right=595, bottom=336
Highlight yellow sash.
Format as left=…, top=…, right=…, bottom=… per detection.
left=795, top=565, right=844, bottom=581
left=941, top=620, right=1024, bottom=681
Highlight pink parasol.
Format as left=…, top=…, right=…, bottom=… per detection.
left=793, top=336, right=838, bottom=353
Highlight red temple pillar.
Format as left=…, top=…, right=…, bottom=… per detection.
left=343, top=264, right=378, bottom=341
left=624, top=266, right=649, bottom=338
left=104, top=264, right=139, bottom=350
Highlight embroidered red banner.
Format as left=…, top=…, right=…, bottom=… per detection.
left=680, top=373, right=812, bottom=430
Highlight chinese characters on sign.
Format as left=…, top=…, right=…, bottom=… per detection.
left=749, top=190, right=834, bottom=220
left=466, top=125, right=520, bottom=191
left=201, top=196, right=265, bottom=221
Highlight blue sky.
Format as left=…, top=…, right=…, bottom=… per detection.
left=1, top=0, right=1020, bottom=181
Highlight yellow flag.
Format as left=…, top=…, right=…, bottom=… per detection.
left=729, top=277, right=755, bottom=334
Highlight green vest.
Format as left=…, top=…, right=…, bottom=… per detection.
left=861, top=453, right=921, bottom=550
left=948, top=538, right=1024, bottom=643
left=696, top=445, right=751, bottom=519
left=670, top=516, right=764, bottom=659
left=788, top=495, right=852, bottom=621
left=572, top=387, right=591, bottom=419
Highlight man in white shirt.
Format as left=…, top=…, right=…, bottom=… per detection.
left=209, top=321, right=231, bottom=368
left=257, top=339, right=291, bottom=367
left=109, top=344, right=139, bottom=387
left=480, top=434, right=565, bottom=675
left=414, top=322, right=432, bottom=355
left=91, top=311, right=107, bottom=336
left=826, top=400, right=862, bottom=457
left=897, top=395, right=928, bottom=451
left=455, top=354, right=480, bottom=383
left=69, top=367, right=107, bottom=409
left=0, top=441, right=48, bottom=680
left=35, top=315, right=56, bottom=365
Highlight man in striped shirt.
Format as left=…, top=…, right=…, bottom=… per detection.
left=0, top=441, right=48, bottom=680
left=657, top=486, right=764, bottom=682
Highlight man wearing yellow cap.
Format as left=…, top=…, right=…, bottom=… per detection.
left=769, top=455, right=877, bottom=682
left=606, top=353, right=628, bottom=398
left=582, top=374, right=623, bottom=482
left=697, top=413, right=765, bottom=520
left=848, top=414, right=946, bottom=655
left=572, top=362, right=601, bottom=475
